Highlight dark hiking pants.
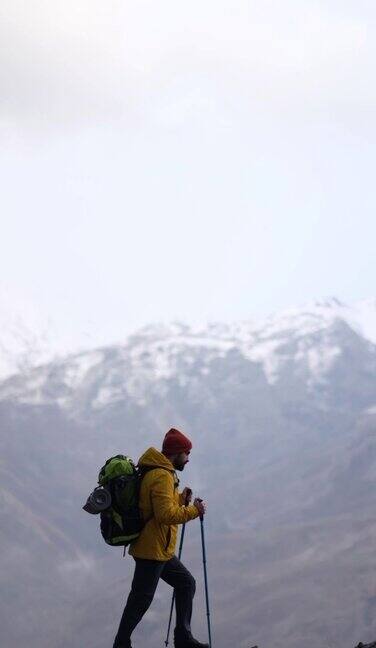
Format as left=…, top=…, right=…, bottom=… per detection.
left=113, top=555, right=196, bottom=646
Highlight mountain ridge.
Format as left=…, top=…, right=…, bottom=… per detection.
left=1, top=297, right=376, bottom=418
left=1, top=296, right=376, bottom=384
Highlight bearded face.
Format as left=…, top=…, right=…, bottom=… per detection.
left=172, top=451, right=190, bottom=471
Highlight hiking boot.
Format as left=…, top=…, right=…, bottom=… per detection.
left=113, top=640, right=132, bottom=648
left=174, top=630, right=209, bottom=648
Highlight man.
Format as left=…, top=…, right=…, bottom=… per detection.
left=113, top=428, right=208, bottom=648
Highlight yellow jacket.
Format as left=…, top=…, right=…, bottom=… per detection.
left=129, top=447, right=199, bottom=561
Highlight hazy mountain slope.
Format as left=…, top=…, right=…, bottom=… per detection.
left=1, top=299, right=376, bottom=647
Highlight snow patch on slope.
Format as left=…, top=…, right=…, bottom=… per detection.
left=60, top=351, right=104, bottom=390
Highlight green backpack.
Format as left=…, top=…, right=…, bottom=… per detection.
left=83, top=455, right=148, bottom=547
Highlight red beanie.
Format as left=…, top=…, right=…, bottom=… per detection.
left=162, top=428, right=192, bottom=455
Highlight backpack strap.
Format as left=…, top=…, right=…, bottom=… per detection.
left=137, top=466, right=180, bottom=524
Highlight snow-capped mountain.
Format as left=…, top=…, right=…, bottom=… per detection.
left=2, top=297, right=376, bottom=648
left=1, top=297, right=375, bottom=412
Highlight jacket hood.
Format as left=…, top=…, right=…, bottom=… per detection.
left=138, top=447, right=175, bottom=471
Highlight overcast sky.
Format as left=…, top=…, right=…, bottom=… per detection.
left=1, top=0, right=376, bottom=350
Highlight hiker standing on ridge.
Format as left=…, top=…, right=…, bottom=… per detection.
left=113, top=428, right=208, bottom=648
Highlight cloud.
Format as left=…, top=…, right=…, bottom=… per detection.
left=0, top=0, right=373, bottom=131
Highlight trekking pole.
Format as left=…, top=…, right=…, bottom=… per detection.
left=165, top=489, right=192, bottom=647
left=199, top=504, right=212, bottom=648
